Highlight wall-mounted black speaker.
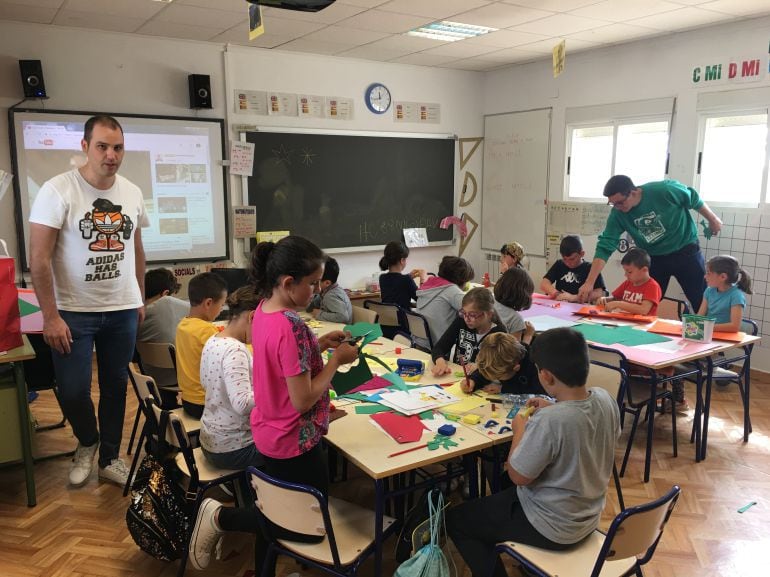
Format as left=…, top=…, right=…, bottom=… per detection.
left=188, top=74, right=212, bottom=109
left=19, top=60, right=47, bottom=98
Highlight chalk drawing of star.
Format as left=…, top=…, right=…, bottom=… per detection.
left=271, top=144, right=292, bottom=165
left=300, top=147, right=317, bottom=166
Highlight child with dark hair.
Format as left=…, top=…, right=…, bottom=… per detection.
left=541, top=235, right=606, bottom=302
left=446, top=328, right=620, bottom=577
left=307, top=256, right=353, bottom=324
left=698, top=254, right=753, bottom=332
left=493, top=267, right=534, bottom=338
left=500, top=241, right=526, bottom=273
left=378, top=240, right=427, bottom=309
left=430, top=287, right=505, bottom=376
left=138, top=268, right=188, bottom=391
left=598, top=247, right=661, bottom=315
left=461, top=332, right=544, bottom=396
left=200, top=286, right=263, bottom=470
left=175, top=272, right=228, bottom=418
left=189, top=236, right=359, bottom=572
left=416, top=255, right=475, bottom=346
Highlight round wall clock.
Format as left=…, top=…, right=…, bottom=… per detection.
left=364, top=83, right=392, bottom=114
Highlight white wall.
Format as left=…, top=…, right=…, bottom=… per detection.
left=0, top=21, right=485, bottom=291
left=484, top=15, right=770, bottom=368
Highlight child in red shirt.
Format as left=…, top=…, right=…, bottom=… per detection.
left=598, top=248, right=661, bottom=315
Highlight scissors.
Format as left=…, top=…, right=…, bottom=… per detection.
left=342, top=330, right=373, bottom=345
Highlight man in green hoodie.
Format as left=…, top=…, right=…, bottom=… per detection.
left=577, top=175, right=722, bottom=312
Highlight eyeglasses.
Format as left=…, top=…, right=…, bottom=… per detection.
left=607, top=192, right=631, bottom=207
left=459, top=309, right=485, bottom=320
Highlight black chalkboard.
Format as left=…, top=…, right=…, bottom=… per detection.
left=245, top=131, right=455, bottom=249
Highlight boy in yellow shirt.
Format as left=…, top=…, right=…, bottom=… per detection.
left=175, top=272, right=228, bottom=418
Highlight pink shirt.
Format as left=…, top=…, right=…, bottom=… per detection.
left=250, top=301, right=329, bottom=459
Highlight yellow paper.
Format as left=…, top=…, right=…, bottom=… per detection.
left=256, top=230, right=290, bottom=243
left=552, top=40, right=565, bottom=78
left=442, top=382, right=488, bottom=414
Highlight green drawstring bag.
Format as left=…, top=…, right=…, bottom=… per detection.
left=394, top=489, right=455, bottom=577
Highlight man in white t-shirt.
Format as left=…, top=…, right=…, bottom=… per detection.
left=29, top=115, right=149, bottom=488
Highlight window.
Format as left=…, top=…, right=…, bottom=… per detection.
left=696, top=112, right=769, bottom=206
left=566, top=119, right=669, bottom=200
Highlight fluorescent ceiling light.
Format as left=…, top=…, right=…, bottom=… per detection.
left=407, top=21, right=497, bottom=42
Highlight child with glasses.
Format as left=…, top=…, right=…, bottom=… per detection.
left=431, top=287, right=505, bottom=377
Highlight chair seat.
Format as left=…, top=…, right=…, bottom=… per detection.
left=170, top=408, right=200, bottom=435
left=500, top=533, right=636, bottom=577
left=277, top=497, right=395, bottom=566
left=626, top=379, right=669, bottom=405
left=175, top=447, right=240, bottom=483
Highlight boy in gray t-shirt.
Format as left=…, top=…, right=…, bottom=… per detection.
left=446, top=328, right=620, bottom=577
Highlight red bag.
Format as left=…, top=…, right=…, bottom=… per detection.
left=0, top=239, right=23, bottom=353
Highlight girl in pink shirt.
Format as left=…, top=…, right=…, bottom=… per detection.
left=188, top=236, right=358, bottom=573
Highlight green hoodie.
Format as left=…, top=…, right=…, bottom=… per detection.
left=594, top=179, right=704, bottom=262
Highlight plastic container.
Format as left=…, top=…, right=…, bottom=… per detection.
left=682, top=314, right=716, bottom=343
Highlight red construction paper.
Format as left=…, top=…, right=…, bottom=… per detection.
left=370, top=412, right=426, bottom=444
left=347, top=375, right=393, bottom=394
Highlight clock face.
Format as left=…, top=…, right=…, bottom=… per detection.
left=365, top=83, right=391, bottom=114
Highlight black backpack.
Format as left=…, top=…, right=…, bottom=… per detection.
left=126, top=411, right=192, bottom=561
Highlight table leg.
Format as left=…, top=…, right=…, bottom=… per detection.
left=743, top=357, right=751, bottom=443
left=374, top=478, right=384, bottom=577
left=13, top=361, right=36, bottom=507
left=463, top=453, right=479, bottom=499
left=693, top=367, right=702, bottom=463
left=644, top=375, right=656, bottom=483
left=701, top=361, right=714, bottom=461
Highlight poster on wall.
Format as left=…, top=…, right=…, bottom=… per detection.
left=298, top=94, right=325, bottom=118
left=325, top=97, right=354, bottom=120
left=394, top=102, right=440, bottom=123
left=234, top=89, right=268, bottom=115
left=268, top=92, right=299, bottom=116
left=233, top=206, right=257, bottom=238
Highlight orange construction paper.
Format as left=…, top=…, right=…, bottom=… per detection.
left=647, top=320, right=745, bottom=343
left=575, top=306, right=656, bottom=324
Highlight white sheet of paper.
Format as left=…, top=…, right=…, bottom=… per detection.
left=526, top=314, right=577, bottom=331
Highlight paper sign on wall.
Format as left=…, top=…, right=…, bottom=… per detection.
left=553, top=40, right=565, bottom=78
left=230, top=141, right=255, bottom=176
left=233, top=206, right=257, bottom=238
left=257, top=231, right=290, bottom=244
left=298, top=94, right=325, bottom=118
left=268, top=92, right=299, bottom=116
left=326, top=96, right=353, bottom=120
left=404, top=228, right=429, bottom=248
left=234, top=89, right=268, bottom=115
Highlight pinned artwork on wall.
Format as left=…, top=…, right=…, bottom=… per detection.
left=456, top=136, right=482, bottom=256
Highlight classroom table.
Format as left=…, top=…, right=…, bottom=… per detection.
left=521, top=298, right=761, bottom=481
left=0, top=334, right=37, bottom=506
left=308, top=318, right=492, bottom=577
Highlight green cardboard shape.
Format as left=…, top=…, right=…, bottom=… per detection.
left=343, top=322, right=382, bottom=348
left=331, top=352, right=392, bottom=395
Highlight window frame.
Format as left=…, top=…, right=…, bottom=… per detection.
left=694, top=107, right=770, bottom=209
left=564, top=114, right=671, bottom=202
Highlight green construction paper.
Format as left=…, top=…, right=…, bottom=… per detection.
left=18, top=298, right=40, bottom=317
left=355, top=405, right=393, bottom=415
left=339, top=392, right=371, bottom=401
left=614, top=326, right=672, bottom=346
left=427, top=433, right=459, bottom=451
left=380, top=371, right=408, bottom=391
left=343, top=322, right=383, bottom=348
left=332, top=358, right=375, bottom=394
left=419, top=410, right=434, bottom=420
left=572, top=323, right=627, bottom=345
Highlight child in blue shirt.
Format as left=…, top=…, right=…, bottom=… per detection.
left=697, top=254, right=752, bottom=332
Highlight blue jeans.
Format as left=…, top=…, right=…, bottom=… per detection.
left=201, top=444, right=264, bottom=470
left=52, top=309, right=138, bottom=467
left=650, top=242, right=706, bottom=313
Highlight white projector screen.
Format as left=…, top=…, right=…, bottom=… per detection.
left=10, top=109, right=229, bottom=270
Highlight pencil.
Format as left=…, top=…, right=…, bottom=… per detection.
left=388, top=443, right=429, bottom=458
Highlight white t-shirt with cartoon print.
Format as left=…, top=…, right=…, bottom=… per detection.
left=29, top=169, right=149, bottom=312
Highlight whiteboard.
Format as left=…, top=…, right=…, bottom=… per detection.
left=481, top=108, right=551, bottom=256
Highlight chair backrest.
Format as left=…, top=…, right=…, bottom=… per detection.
left=363, top=300, right=401, bottom=327
left=593, top=485, right=681, bottom=575
left=128, top=365, right=162, bottom=409
left=150, top=402, right=192, bottom=451
left=658, top=297, right=689, bottom=320
left=352, top=306, right=378, bottom=324
left=392, top=332, right=412, bottom=348
left=588, top=361, right=626, bottom=408
left=248, top=467, right=343, bottom=567
left=403, top=309, right=434, bottom=349
left=135, top=341, right=177, bottom=370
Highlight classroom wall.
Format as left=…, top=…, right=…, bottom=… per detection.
left=483, top=15, right=770, bottom=368
left=0, top=21, right=485, bottom=292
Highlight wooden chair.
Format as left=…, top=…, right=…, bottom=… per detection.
left=657, top=296, right=689, bottom=321
left=363, top=300, right=403, bottom=339
left=352, top=306, right=378, bottom=324
left=587, top=360, right=627, bottom=512
left=588, top=345, right=699, bottom=482
left=151, top=400, right=246, bottom=577
left=247, top=466, right=396, bottom=577
left=401, top=309, right=434, bottom=352
left=492, top=485, right=681, bottom=577
left=123, top=366, right=201, bottom=497
left=128, top=342, right=179, bottom=454
left=699, top=318, right=758, bottom=458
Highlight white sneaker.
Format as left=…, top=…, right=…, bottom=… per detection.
left=69, top=442, right=98, bottom=486
left=189, top=498, right=224, bottom=570
left=98, top=458, right=131, bottom=486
